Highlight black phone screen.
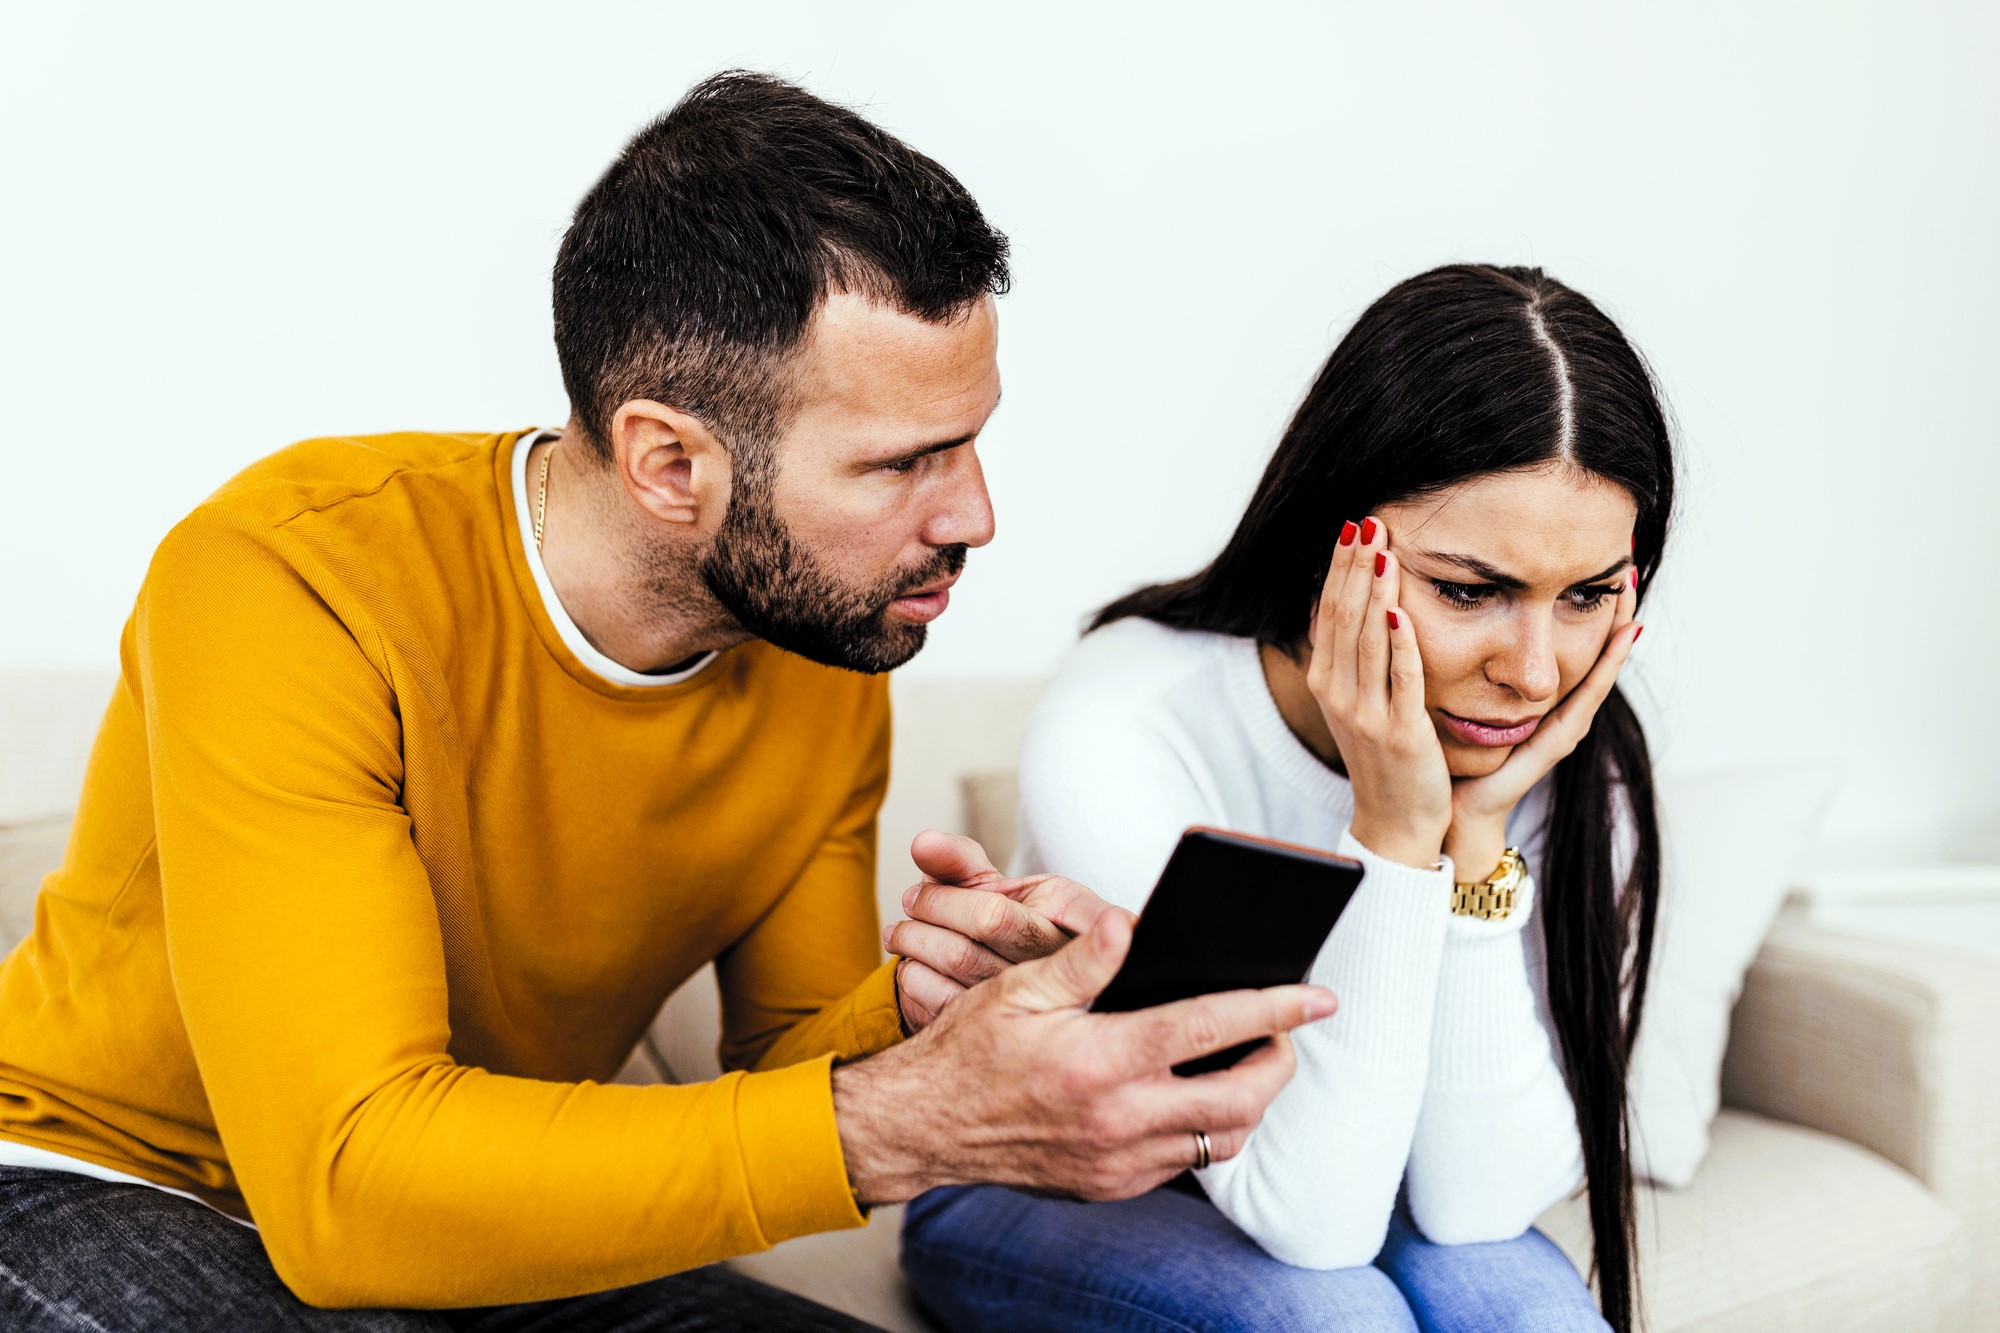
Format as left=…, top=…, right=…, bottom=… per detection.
left=1089, top=827, right=1362, bottom=1076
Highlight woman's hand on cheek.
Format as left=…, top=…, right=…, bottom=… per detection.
left=1306, top=516, right=1453, bottom=869
left=1445, top=571, right=1644, bottom=877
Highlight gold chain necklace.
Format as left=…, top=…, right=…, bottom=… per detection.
left=533, top=439, right=554, bottom=551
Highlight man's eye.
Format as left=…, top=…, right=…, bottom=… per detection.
left=1431, top=580, right=1494, bottom=608
left=880, top=456, right=923, bottom=476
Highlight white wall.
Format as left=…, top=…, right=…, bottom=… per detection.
left=3, top=2, right=1995, bottom=860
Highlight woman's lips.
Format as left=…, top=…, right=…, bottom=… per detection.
left=1439, top=710, right=1541, bottom=747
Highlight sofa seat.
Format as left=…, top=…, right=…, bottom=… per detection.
left=730, top=1107, right=1966, bottom=1333
left=1535, top=1109, right=1966, bottom=1332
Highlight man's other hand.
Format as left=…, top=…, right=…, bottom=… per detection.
left=885, top=829, right=1130, bottom=1031
left=835, top=908, right=1337, bottom=1205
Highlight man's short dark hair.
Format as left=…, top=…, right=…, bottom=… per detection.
left=553, top=70, right=1011, bottom=464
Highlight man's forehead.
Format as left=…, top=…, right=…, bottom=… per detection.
left=792, top=292, right=1001, bottom=438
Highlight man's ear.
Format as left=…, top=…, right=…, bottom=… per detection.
left=607, top=399, right=732, bottom=530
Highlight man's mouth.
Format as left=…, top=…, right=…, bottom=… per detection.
left=1438, top=710, right=1542, bottom=748
left=888, top=574, right=959, bottom=624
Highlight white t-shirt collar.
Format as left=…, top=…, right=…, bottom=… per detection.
left=512, top=429, right=718, bottom=688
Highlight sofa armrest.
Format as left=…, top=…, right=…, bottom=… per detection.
left=1721, top=909, right=2000, bottom=1321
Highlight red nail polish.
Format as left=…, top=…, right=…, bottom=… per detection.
left=1633, top=625, right=1645, bottom=643
left=1629, top=567, right=1638, bottom=589
left=1387, top=609, right=1401, bottom=630
left=1374, top=552, right=1387, bottom=576
left=1360, top=517, right=1379, bottom=544
left=1339, top=520, right=1358, bottom=547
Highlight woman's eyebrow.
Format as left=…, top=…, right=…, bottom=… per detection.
left=1408, top=549, right=1529, bottom=588
left=1574, top=557, right=1635, bottom=585
left=1408, top=549, right=1633, bottom=588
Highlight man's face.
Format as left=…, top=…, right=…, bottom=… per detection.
left=699, top=293, right=1001, bottom=673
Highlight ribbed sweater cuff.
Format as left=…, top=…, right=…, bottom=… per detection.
left=1430, top=876, right=1548, bottom=1089
left=1309, top=831, right=1453, bottom=1068
left=733, top=1056, right=866, bottom=1248
left=846, top=960, right=907, bottom=1058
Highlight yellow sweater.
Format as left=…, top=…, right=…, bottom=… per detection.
left=0, top=431, right=902, bottom=1307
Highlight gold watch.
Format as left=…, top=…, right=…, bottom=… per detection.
left=1451, top=847, right=1525, bottom=920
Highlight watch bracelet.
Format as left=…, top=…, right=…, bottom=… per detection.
left=1449, top=880, right=1517, bottom=920
left=1449, top=846, right=1524, bottom=920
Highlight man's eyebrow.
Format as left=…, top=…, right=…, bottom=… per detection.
left=1408, top=549, right=1632, bottom=589
left=867, top=432, right=978, bottom=468
left=865, top=392, right=1002, bottom=468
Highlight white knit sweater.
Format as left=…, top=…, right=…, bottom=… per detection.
left=1014, top=617, right=1590, bottom=1269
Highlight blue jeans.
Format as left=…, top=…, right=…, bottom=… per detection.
left=901, top=1183, right=1607, bottom=1333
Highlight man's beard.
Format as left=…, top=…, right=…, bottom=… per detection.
left=697, top=478, right=966, bottom=675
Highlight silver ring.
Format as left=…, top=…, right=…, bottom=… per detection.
left=1192, top=1130, right=1212, bottom=1172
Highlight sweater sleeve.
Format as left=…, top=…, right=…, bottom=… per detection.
left=716, top=695, right=903, bottom=1074
left=1012, top=692, right=1216, bottom=913
left=139, top=513, right=866, bottom=1309
left=1403, top=873, right=1585, bottom=1244
left=1195, top=832, right=1455, bottom=1269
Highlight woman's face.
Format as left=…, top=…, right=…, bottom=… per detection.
left=1375, top=466, right=1638, bottom=779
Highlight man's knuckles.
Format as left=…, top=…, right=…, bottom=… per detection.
left=970, top=892, right=1020, bottom=945
left=907, top=882, right=955, bottom=923
left=1073, top=1098, right=1130, bottom=1154
left=1145, top=1004, right=1225, bottom=1066
left=1052, top=1053, right=1112, bottom=1105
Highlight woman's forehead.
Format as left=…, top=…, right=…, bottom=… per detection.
left=1381, top=469, right=1635, bottom=583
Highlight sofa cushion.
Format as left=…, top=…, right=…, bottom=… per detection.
left=0, top=813, right=71, bottom=953
left=1534, top=1108, right=1968, bottom=1331
left=1627, top=763, right=1841, bottom=1187
left=0, top=669, right=117, bottom=823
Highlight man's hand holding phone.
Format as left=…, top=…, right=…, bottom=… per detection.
left=841, top=828, right=1350, bottom=1206
left=837, top=901, right=1335, bottom=1204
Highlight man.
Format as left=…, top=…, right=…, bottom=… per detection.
left=0, top=72, right=1334, bottom=1331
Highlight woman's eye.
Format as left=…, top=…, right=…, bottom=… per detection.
left=1566, top=583, right=1622, bottom=612
left=1430, top=580, right=1494, bottom=608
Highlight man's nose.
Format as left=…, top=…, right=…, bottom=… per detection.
left=1487, top=613, right=1560, bottom=702
left=924, top=448, right=997, bottom=550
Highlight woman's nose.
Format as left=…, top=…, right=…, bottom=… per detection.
left=1487, top=615, right=1560, bottom=703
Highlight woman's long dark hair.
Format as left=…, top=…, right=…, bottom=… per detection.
left=1096, top=264, right=1669, bottom=1331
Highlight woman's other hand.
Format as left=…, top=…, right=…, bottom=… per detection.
left=1443, top=568, right=1644, bottom=879
left=1305, top=516, right=1452, bottom=869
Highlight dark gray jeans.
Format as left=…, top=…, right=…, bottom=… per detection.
left=0, top=1167, right=881, bottom=1332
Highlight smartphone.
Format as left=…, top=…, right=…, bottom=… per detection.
left=1090, top=827, right=1363, bottom=1076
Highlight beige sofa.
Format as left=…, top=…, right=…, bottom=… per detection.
left=2, top=671, right=1994, bottom=1331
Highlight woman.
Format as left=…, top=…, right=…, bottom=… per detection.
left=898, top=264, right=1670, bottom=1333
